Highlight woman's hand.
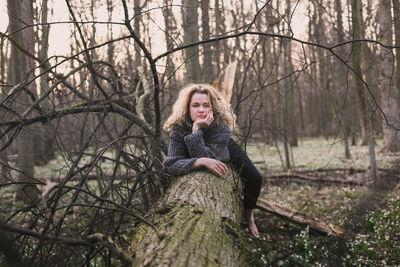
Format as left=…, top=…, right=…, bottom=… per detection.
left=192, top=111, right=214, bottom=134
left=193, top=157, right=228, bottom=176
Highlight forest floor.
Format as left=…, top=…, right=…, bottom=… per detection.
left=246, top=138, right=400, bottom=266
left=2, top=137, right=400, bottom=266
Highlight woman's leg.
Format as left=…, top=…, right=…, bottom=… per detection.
left=228, top=138, right=262, bottom=209
left=228, top=138, right=262, bottom=237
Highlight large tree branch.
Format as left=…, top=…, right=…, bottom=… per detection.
left=0, top=103, right=168, bottom=154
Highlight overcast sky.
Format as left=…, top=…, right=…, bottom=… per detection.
left=0, top=0, right=308, bottom=58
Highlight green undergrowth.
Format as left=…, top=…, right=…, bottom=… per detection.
left=246, top=137, right=400, bottom=266
left=250, top=183, right=400, bottom=266
left=2, top=137, right=400, bottom=266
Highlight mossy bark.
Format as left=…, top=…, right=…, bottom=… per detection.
left=129, top=168, right=251, bottom=266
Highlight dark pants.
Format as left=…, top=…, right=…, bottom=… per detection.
left=228, top=138, right=262, bottom=209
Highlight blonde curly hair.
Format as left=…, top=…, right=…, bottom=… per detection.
left=163, top=84, right=236, bottom=132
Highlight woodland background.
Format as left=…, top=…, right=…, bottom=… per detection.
left=0, top=0, right=400, bottom=266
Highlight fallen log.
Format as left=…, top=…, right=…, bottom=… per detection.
left=256, top=197, right=344, bottom=236
left=266, top=172, right=367, bottom=186
left=297, top=167, right=367, bottom=174
left=129, top=168, right=252, bottom=266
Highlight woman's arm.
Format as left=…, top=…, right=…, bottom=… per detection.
left=183, top=125, right=231, bottom=161
left=163, top=127, right=229, bottom=176
left=163, top=129, right=198, bottom=176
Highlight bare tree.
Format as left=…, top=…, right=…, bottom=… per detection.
left=134, top=0, right=142, bottom=67
left=201, top=0, right=213, bottom=81
left=0, top=23, right=9, bottom=183
left=161, top=0, right=177, bottom=87
left=7, top=0, right=39, bottom=202
left=285, top=0, right=298, bottom=147
left=377, top=0, right=400, bottom=152
left=182, top=0, right=201, bottom=82
left=392, top=0, right=400, bottom=112
left=351, top=0, right=369, bottom=145
left=333, top=0, right=351, bottom=158
left=34, top=0, right=56, bottom=166
left=213, top=0, right=222, bottom=72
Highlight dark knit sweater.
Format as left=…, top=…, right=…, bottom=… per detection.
left=163, top=123, right=231, bottom=176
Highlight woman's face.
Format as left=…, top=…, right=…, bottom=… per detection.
left=189, top=92, right=212, bottom=122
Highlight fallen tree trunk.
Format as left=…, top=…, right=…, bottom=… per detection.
left=129, top=168, right=252, bottom=266
left=266, top=172, right=367, bottom=186
left=256, top=198, right=344, bottom=236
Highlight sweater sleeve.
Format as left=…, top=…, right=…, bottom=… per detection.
left=183, top=125, right=231, bottom=162
left=163, top=128, right=198, bottom=176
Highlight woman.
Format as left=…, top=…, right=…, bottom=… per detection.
left=163, top=84, right=262, bottom=238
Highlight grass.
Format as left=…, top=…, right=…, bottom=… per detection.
left=244, top=137, right=400, bottom=266
left=246, top=137, right=398, bottom=172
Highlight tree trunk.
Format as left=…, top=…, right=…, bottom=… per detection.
left=328, top=0, right=351, bottom=158
left=129, top=168, right=251, bottom=266
left=107, top=0, right=115, bottom=65
left=308, top=3, right=319, bottom=136
left=134, top=0, right=142, bottom=67
left=378, top=0, right=400, bottom=152
left=214, top=0, right=222, bottom=73
left=35, top=0, right=55, bottom=166
left=0, top=27, right=9, bottom=183
left=350, top=0, right=378, bottom=179
left=314, top=1, right=330, bottom=138
left=7, top=0, right=38, bottom=202
left=257, top=198, right=344, bottom=236
left=285, top=0, right=298, bottom=147
left=351, top=0, right=369, bottom=145
left=393, top=0, right=400, bottom=110
left=280, top=43, right=291, bottom=169
left=368, top=118, right=378, bottom=182
left=182, top=0, right=201, bottom=82
left=162, top=0, right=177, bottom=86
left=201, top=0, right=213, bottom=81
left=287, top=72, right=298, bottom=147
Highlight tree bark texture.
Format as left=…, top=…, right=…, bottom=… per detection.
left=351, top=0, right=369, bottom=145
left=378, top=0, right=400, bottom=152
left=0, top=21, right=8, bottom=182
left=134, top=0, right=142, bottom=67
left=393, top=0, right=400, bottom=110
left=129, top=168, right=251, bottom=266
left=7, top=0, right=38, bottom=202
left=329, top=0, right=352, bottom=158
left=35, top=0, right=55, bottom=166
left=183, top=0, right=201, bottom=82
left=162, top=0, right=176, bottom=86
left=201, top=0, right=213, bottom=81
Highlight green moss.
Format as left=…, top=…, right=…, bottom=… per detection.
left=130, top=201, right=251, bottom=267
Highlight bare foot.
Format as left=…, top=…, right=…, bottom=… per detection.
left=244, top=208, right=259, bottom=238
